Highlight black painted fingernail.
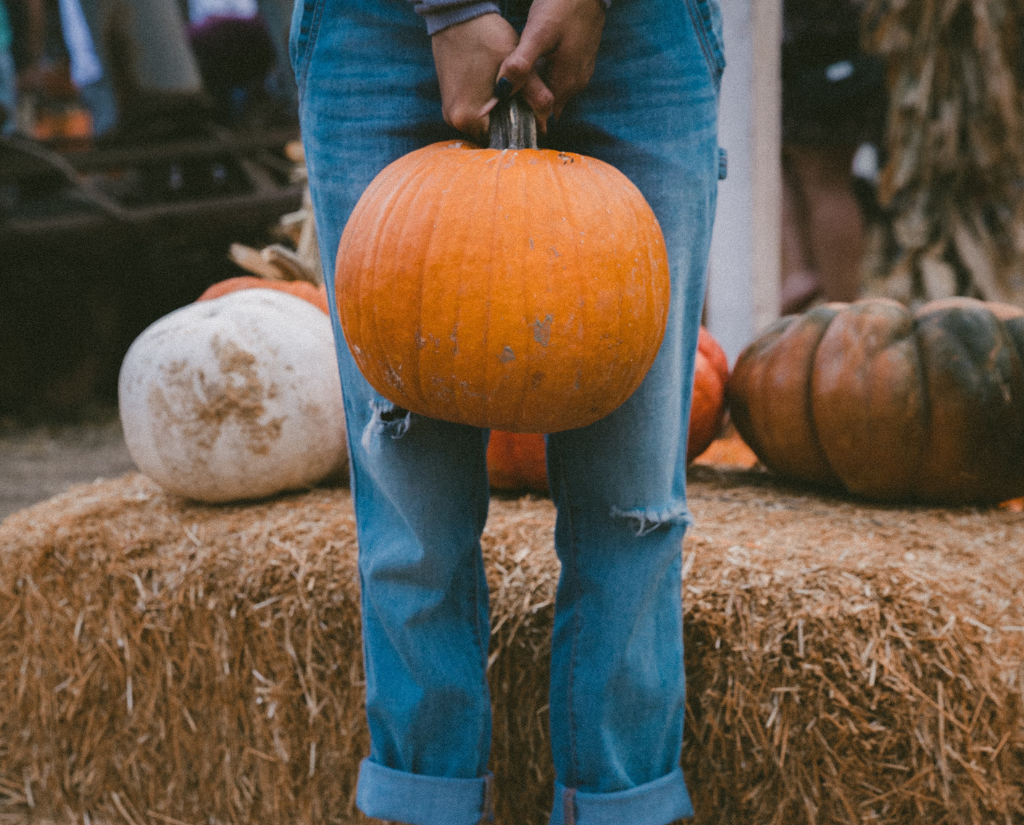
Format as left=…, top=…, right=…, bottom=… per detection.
left=494, top=77, right=513, bottom=101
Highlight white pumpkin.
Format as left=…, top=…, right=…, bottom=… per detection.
left=118, top=289, right=347, bottom=502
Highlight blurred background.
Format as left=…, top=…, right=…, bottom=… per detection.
left=1, top=0, right=302, bottom=421
left=2, top=0, right=1024, bottom=485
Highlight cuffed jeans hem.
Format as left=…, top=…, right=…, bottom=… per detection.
left=549, top=767, right=694, bottom=825
left=355, top=758, right=494, bottom=825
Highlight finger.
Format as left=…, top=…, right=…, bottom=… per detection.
left=520, top=72, right=554, bottom=132
left=497, top=25, right=560, bottom=92
left=493, top=76, right=514, bottom=102
left=479, top=96, right=500, bottom=139
left=543, top=46, right=597, bottom=121
left=446, top=99, right=495, bottom=145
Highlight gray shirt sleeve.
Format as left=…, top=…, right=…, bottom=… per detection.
left=412, top=0, right=501, bottom=35
left=414, top=0, right=610, bottom=35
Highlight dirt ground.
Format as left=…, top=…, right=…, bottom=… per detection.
left=0, top=411, right=753, bottom=525
left=0, top=410, right=137, bottom=522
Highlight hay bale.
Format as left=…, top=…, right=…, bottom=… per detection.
left=0, top=469, right=1022, bottom=824
left=680, top=467, right=1024, bottom=824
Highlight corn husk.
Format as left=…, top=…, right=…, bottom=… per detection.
left=863, top=0, right=1024, bottom=306
left=228, top=145, right=322, bottom=287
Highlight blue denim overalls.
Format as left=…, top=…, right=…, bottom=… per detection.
left=291, top=1, right=724, bottom=820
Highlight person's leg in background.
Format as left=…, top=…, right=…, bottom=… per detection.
left=781, top=140, right=864, bottom=313
left=0, top=47, right=17, bottom=134
left=0, top=0, right=17, bottom=133
left=255, top=0, right=298, bottom=115
left=75, top=76, right=116, bottom=134
left=779, top=0, right=887, bottom=314
left=56, top=0, right=116, bottom=135
left=780, top=145, right=821, bottom=314
left=72, top=0, right=203, bottom=133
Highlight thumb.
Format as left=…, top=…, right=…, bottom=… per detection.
left=498, top=26, right=559, bottom=92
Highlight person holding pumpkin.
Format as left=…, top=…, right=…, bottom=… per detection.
left=292, top=0, right=724, bottom=822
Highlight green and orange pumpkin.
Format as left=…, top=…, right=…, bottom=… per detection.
left=727, top=297, right=1024, bottom=504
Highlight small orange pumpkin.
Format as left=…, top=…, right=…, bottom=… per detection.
left=488, top=327, right=729, bottom=492
left=335, top=101, right=670, bottom=434
left=487, top=431, right=548, bottom=492
left=197, top=276, right=330, bottom=315
left=687, top=327, right=730, bottom=462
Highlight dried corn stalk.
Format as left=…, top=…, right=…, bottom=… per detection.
left=863, top=0, right=1024, bottom=306
left=230, top=141, right=324, bottom=287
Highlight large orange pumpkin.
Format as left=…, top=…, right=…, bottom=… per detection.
left=488, top=326, right=729, bottom=492
left=727, top=297, right=1024, bottom=504
left=197, top=276, right=329, bottom=315
left=334, top=101, right=670, bottom=434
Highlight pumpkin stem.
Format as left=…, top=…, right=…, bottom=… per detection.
left=489, top=98, right=538, bottom=151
